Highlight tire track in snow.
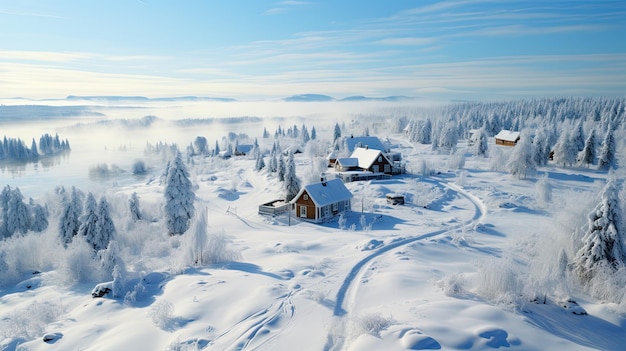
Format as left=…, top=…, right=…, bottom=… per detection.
left=324, top=178, right=486, bottom=351
left=209, top=289, right=297, bottom=351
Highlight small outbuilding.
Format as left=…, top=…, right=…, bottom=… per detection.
left=291, top=178, right=353, bottom=223
left=386, top=193, right=405, bottom=205
left=495, top=130, right=520, bottom=146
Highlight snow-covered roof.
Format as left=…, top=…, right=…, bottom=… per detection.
left=494, top=130, right=520, bottom=142
left=344, top=136, right=387, bottom=152
left=327, top=150, right=337, bottom=160
left=335, top=157, right=358, bottom=168
left=295, top=178, right=353, bottom=207
left=350, top=147, right=386, bottom=169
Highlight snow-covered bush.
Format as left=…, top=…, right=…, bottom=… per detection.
left=351, top=313, right=394, bottom=337
left=535, top=175, right=552, bottom=207
left=151, top=299, right=174, bottom=330
left=57, top=236, right=99, bottom=286
left=0, top=301, right=65, bottom=340
left=447, top=151, right=465, bottom=170
left=473, top=257, right=522, bottom=305
left=132, top=160, right=147, bottom=175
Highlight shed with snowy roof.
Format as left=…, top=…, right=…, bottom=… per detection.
left=495, top=130, right=520, bottom=146
left=291, top=178, right=352, bottom=223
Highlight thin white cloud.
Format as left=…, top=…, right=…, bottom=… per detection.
left=376, top=37, right=436, bottom=46
left=0, top=51, right=94, bottom=63
left=0, top=9, right=62, bottom=19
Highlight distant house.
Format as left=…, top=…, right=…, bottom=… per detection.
left=495, top=130, right=520, bottom=146
left=291, top=178, right=352, bottom=223
left=343, top=136, right=388, bottom=153
left=234, top=144, right=253, bottom=156
left=327, top=150, right=338, bottom=167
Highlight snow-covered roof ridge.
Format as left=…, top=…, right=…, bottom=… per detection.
left=297, top=178, right=353, bottom=207
left=344, top=136, right=387, bottom=153
left=495, top=130, right=521, bottom=142
left=350, top=147, right=386, bottom=169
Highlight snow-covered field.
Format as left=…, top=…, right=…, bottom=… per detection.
left=1, top=99, right=625, bottom=351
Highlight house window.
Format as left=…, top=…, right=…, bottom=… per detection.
left=378, top=156, right=382, bottom=162
left=300, top=205, right=307, bottom=217
left=384, top=164, right=391, bottom=173
left=332, top=202, right=338, bottom=213
left=372, top=165, right=379, bottom=173
left=324, top=206, right=330, bottom=218
left=303, top=194, right=309, bottom=201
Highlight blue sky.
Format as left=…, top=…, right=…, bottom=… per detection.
left=1, top=0, right=625, bottom=100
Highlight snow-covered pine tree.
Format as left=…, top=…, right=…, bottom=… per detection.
left=578, top=129, right=596, bottom=167
left=301, top=124, right=310, bottom=143
left=597, top=130, right=616, bottom=171
left=572, top=121, right=585, bottom=152
left=311, top=126, right=317, bottom=140
left=507, top=131, right=536, bottom=179
left=30, top=200, right=48, bottom=232
left=277, top=153, right=286, bottom=182
left=164, top=152, right=195, bottom=235
left=4, top=186, right=32, bottom=236
left=418, top=118, right=432, bottom=144
left=129, top=192, right=142, bottom=221
left=283, top=151, right=301, bottom=202
left=574, top=178, right=626, bottom=282
left=78, top=192, right=99, bottom=247
left=59, top=187, right=83, bottom=246
left=531, top=129, right=551, bottom=166
left=255, top=153, right=266, bottom=171
left=333, top=123, right=342, bottom=142
left=552, top=131, right=577, bottom=167
left=472, top=128, right=488, bottom=157
left=94, top=196, right=116, bottom=251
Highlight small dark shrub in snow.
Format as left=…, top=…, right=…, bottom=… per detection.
left=132, top=160, right=147, bottom=175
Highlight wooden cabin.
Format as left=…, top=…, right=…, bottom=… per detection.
left=494, top=130, right=520, bottom=146
left=291, top=178, right=352, bottom=223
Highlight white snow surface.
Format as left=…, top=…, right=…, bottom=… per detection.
left=0, top=104, right=625, bottom=351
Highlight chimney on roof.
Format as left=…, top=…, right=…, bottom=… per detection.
left=321, top=175, right=327, bottom=186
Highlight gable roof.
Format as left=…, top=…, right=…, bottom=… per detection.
left=494, top=130, right=520, bottom=142
left=344, top=136, right=387, bottom=153
left=294, top=178, right=353, bottom=207
left=350, top=147, right=387, bottom=169
left=335, top=157, right=358, bottom=168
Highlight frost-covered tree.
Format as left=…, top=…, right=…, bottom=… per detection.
left=164, top=152, right=195, bottom=235
left=94, top=196, right=116, bottom=251
left=255, top=153, right=266, bottom=171
left=283, top=151, right=301, bottom=202
left=552, top=131, right=577, bottom=167
left=311, top=126, right=317, bottom=140
left=78, top=193, right=99, bottom=247
left=59, top=187, right=83, bottom=246
left=1, top=186, right=31, bottom=237
left=507, top=132, right=536, bottom=179
left=531, top=129, right=551, bottom=166
left=578, top=129, right=596, bottom=167
left=30, top=200, right=48, bottom=232
left=415, top=119, right=432, bottom=144
left=301, top=124, right=310, bottom=143
left=129, top=192, right=142, bottom=221
left=187, top=207, right=209, bottom=266
left=597, top=130, right=616, bottom=171
left=193, top=136, right=208, bottom=155
left=213, top=140, right=220, bottom=156
left=574, top=178, right=626, bottom=282
left=572, top=121, right=585, bottom=152
left=277, top=153, right=286, bottom=182
left=333, top=123, right=342, bottom=142
left=472, top=128, right=488, bottom=157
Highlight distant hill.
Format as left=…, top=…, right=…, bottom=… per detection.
left=283, top=94, right=335, bottom=102
left=0, top=105, right=105, bottom=121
